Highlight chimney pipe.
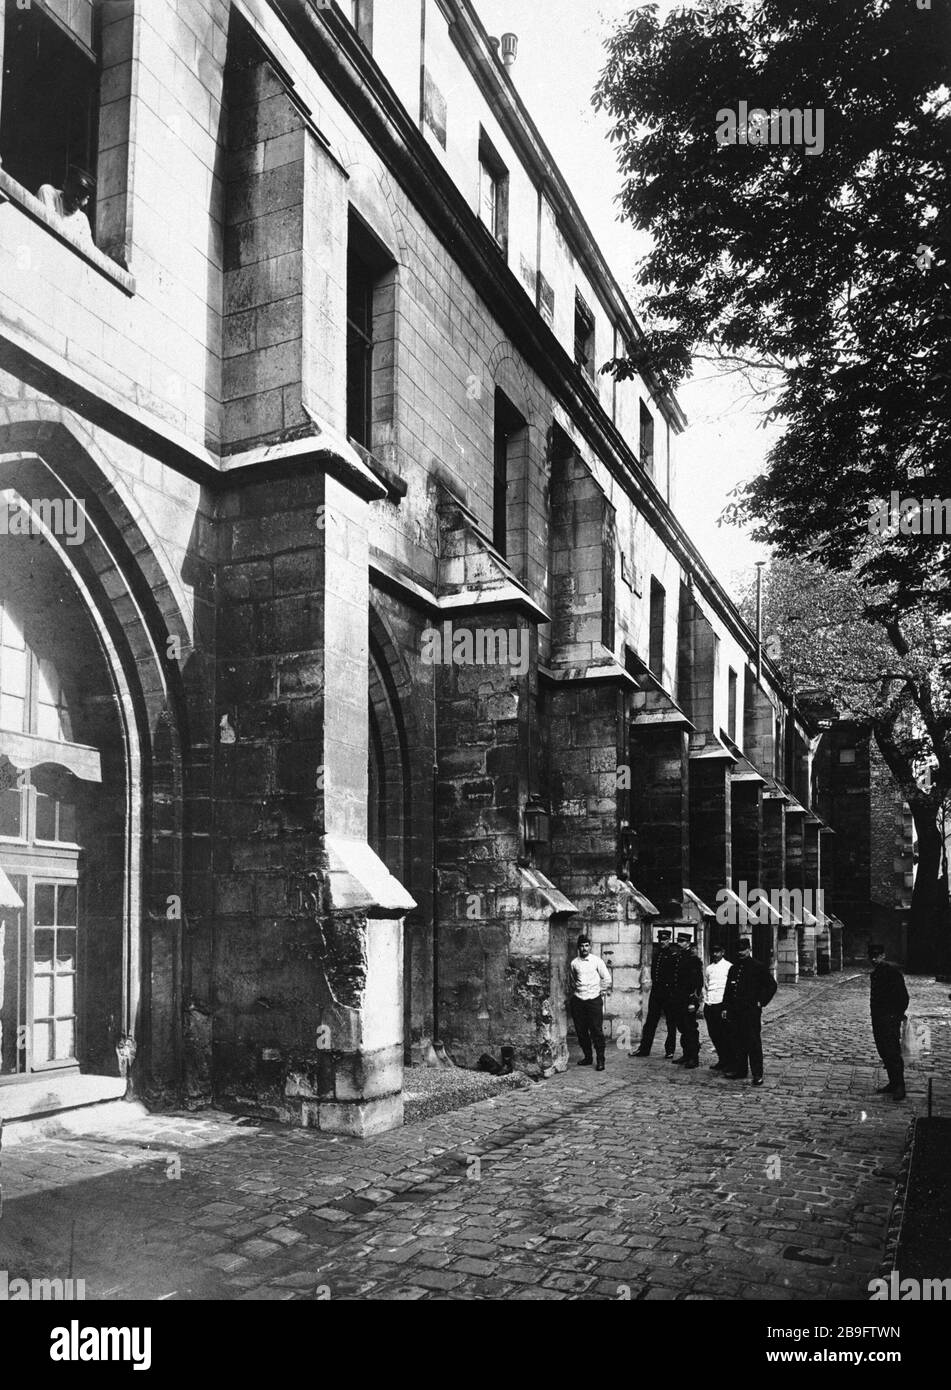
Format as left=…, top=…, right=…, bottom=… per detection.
left=501, top=32, right=518, bottom=67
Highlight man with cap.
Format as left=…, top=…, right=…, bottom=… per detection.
left=38, top=166, right=96, bottom=247
left=721, top=938, right=777, bottom=1085
left=668, top=932, right=704, bottom=1069
left=703, top=941, right=733, bottom=1071
left=868, top=944, right=908, bottom=1101
left=631, top=928, right=678, bottom=1059
left=568, top=934, right=612, bottom=1071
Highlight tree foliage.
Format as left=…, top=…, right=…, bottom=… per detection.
left=595, top=0, right=951, bottom=960
left=596, top=0, right=951, bottom=587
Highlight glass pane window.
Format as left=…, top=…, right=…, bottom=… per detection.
left=35, top=792, right=57, bottom=842
left=58, top=799, right=77, bottom=843
left=31, top=884, right=78, bottom=1065
left=57, top=885, right=77, bottom=926
left=0, top=601, right=71, bottom=738
left=32, top=1021, right=52, bottom=1065
left=0, top=873, right=26, bottom=1074
left=0, top=600, right=26, bottom=651
left=37, top=658, right=70, bottom=741
left=1, top=645, right=27, bottom=698
left=34, top=883, right=56, bottom=926
left=480, top=163, right=498, bottom=234
left=0, top=694, right=25, bottom=732
left=0, top=786, right=24, bottom=838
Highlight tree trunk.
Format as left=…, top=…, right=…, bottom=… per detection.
left=907, top=808, right=951, bottom=974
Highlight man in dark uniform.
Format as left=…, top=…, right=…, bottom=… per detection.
left=869, top=944, right=909, bottom=1101
left=669, top=933, right=704, bottom=1070
left=631, top=928, right=677, bottom=1058
left=722, top=937, right=777, bottom=1085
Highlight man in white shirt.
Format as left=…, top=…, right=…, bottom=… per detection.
left=703, top=941, right=732, bottom=1071
left=38, top=167, right=96, bottom=247
left=568, top=934, right=612, bottom=1071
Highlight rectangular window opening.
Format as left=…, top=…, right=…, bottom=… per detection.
left=493, top=390, right=525, bottom=559
left=727, top=667, right=738, bottom=741
left=0, top=1, right=99, bottom=219
left=639, top=400, right=655, bottom=478
left=349, top=0, right=373, bottom=51
left=574, top=293, right=595, bottom=378
left=478, top=128, right=509, bottom=251
left=648, top=578, right=665, bottom=678
left=346, top=210, right=393, bottom=453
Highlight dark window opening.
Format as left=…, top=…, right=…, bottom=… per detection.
left=478, top=128, right=509, bottom=251
left=349, top=0, right=373, bottom=51
left=727, top=667, right=737, bottom=741
left=648, top=578, right=665, bottom=677
left=493, top=390, right=524, bottom=558
left=639, top=400, right=655, bottom=478
left=0, top=1, right=99, bottom=208
left=346, top=211, right=392, bottom=452
left=574, top=293, right=595, bottom=377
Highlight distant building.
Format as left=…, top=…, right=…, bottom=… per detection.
left=814, top=720, right=915, bottom=962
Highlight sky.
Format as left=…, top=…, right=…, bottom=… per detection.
left=475, top=0, right=779, bottom=598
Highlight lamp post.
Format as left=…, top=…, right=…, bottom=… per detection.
left=755, top=559, right=767, bottom=681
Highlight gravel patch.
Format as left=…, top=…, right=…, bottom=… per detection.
left=403, top=1066, right=532, bottom=1124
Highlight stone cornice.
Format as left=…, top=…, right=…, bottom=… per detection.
left=270, top=1, right=786, bottom=694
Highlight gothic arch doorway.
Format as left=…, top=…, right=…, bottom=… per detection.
left=0, top=499, right=125, bottom=1082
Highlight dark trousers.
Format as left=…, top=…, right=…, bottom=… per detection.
left=705, top=1002, right=730, bottom=1064
left=872, top=1012, right=905, bottom=1090
left=673, top=1000, right=700, bottom=1062
left=730, top=1007, right=763, bottom=1078
left=637, top=989, right=676, bottom=1056
left=571, top=995, right=605, bottom=1062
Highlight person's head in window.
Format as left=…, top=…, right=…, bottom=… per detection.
left=62, top=167, right=95, bottom=216
left=37, top=166, right=96, bottom=247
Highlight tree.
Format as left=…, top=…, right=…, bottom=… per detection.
left=735, top=557, right=951, bottom=969
left=595, top=0, right=951, bottom=965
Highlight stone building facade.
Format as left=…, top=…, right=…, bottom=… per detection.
left=814, top=719, right=915, bottom=964
left=0, top=0, right=837, bottom=1136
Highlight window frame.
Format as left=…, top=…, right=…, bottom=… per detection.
left=345, top=210, right=394, bottom=455
left=648, top=577, right=666, bottom=678
left=639, top=400, right=655, bottom=478
left=493, top=390, right=526, bottom=559
left=478, top=128, right=509, bottom=253
left=0, top=866, right=81, bottom=1079
left=0, top=1, right=136, bottom=282
left=574, top=292, right=596, bottom=379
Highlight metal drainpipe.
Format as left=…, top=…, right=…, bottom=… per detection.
left=431, top=758, right=439, bottom=1045
left=755, top=559, right=766, bottom=682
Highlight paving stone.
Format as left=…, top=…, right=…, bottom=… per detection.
left=0, top=975, right=940, bottom=1302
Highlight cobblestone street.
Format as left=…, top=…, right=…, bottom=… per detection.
left=2, top=973, right=949, bottom=1302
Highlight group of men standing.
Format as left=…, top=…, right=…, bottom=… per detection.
left=568, top=928, right=777, bottom=1081
left=632, top=929, right=777, bottom=1083
left=568, top=931, right=912, bottom=1098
